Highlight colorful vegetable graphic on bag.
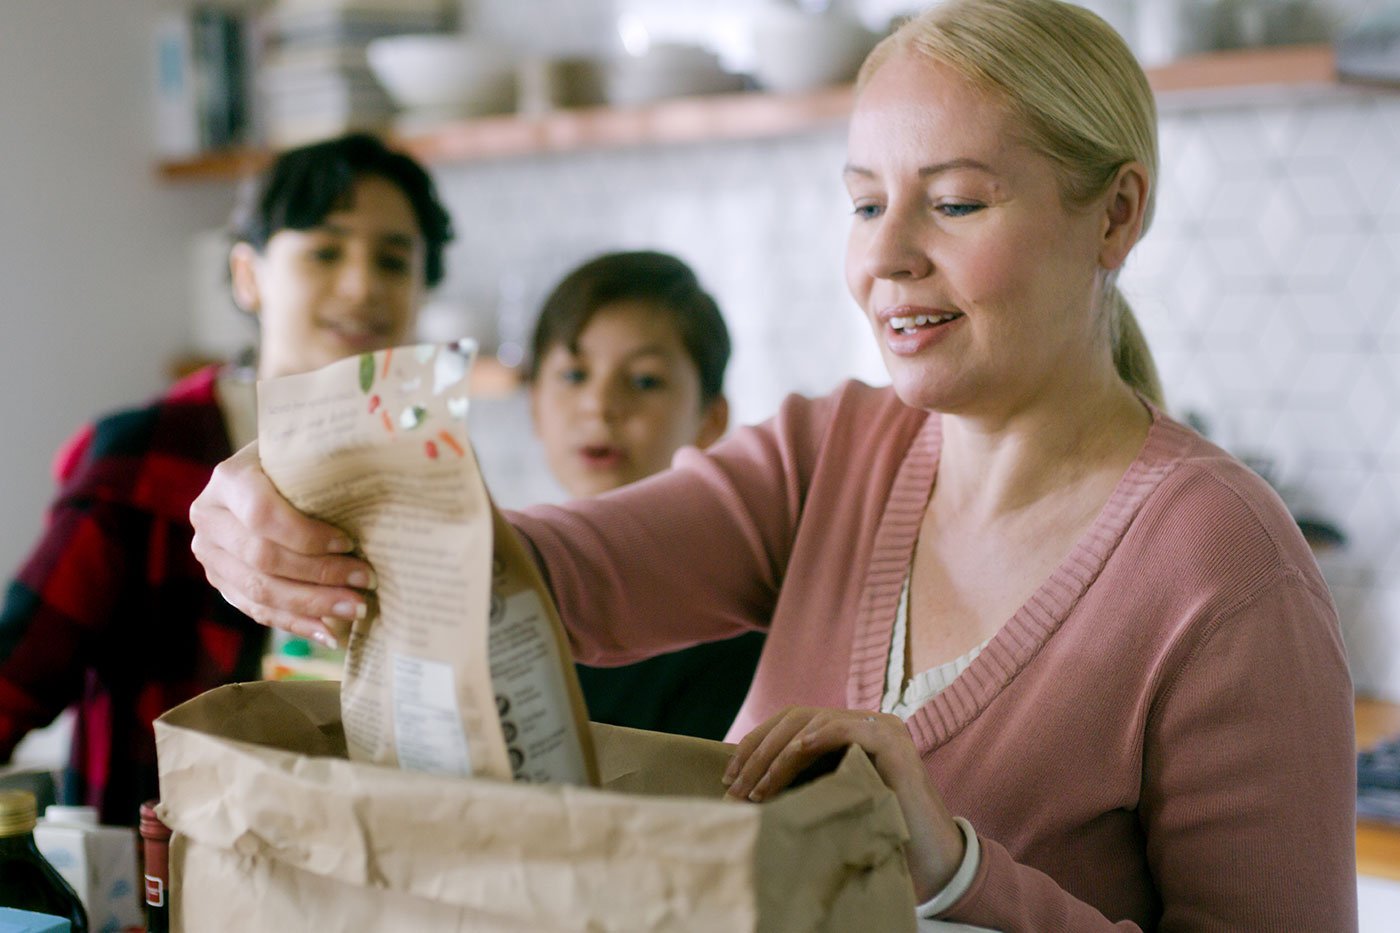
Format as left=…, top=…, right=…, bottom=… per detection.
left=359, top=353, right=376, bottom=393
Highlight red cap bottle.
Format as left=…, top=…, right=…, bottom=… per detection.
left=138, top=800, right=172, bottom=933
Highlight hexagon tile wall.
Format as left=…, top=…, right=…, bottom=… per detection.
left=1125, top=92, right=1400, bottom=701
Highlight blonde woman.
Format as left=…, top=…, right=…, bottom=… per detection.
left=190, top=0, right=1356, bottom=926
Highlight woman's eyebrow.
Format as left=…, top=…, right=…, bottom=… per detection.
left=842, top=157, right=997, bottom=178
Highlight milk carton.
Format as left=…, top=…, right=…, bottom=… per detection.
left=32, top=806, right=142, bottom=933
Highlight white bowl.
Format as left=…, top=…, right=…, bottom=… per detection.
left=367, top=34, right=516, bottom=115
left=605, top=45, right=745, bottom=106
left=751, top=11, right=878, bottom=94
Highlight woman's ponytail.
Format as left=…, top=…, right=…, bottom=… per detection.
left=1106, top=284, right=1163, bottom=407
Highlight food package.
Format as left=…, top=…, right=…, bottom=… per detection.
left=257, top=340, right=595, bottom=786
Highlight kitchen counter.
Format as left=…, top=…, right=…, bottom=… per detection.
left=1357, top=696, right=1400, bottom=881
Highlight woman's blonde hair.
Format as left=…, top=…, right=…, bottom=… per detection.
left=858, top=0, right=1164, bottom=405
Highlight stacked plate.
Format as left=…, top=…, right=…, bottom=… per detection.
left=257, top=0, right=456, bottom=147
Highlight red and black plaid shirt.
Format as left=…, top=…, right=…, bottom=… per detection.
left=0, top=367, right=265, bottom=825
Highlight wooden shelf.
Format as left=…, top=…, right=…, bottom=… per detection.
left=1148, top=43, right=1336, bottom=95
left=157, top=44, right=1346, bottom=183
left=156, top=84, right=855, bottom=182
left=158, top=146, right=272, bottom=183
left=401, top=84, right=854, bottom=166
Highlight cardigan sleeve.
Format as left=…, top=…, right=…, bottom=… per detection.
left=1138, top=572, right=1356, bottom=930
left=941, top=571, right=1356, bottom=931
left=508, top=389, right=834, bottom=667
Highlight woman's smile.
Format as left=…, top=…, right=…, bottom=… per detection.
left=880, top=304, right=965, bottom=355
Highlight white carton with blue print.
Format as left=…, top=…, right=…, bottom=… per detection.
left=32, top=806, right=142, bottom=933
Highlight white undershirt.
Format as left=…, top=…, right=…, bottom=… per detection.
left=881, top=573, right=992, bottom=719
left=880, top=571, right=996, bottom=930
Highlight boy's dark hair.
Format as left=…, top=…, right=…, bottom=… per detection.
left=229, top=133, right=454, bottom=288
left=527, top=251, right=731, bottom=404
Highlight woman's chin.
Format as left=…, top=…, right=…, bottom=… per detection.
left=888, top=369, right=959, bottom=413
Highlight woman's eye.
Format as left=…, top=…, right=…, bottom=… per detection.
left=311, top=246, right=341, bottom=263
left=936, top=202, right=983, bottom=218
left=630, top=374, right=664, bottom=392
left=559, top=367, right=586, bottom=386
left=851, top=203, right=883, bottom=220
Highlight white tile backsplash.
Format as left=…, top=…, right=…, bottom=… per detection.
left=1129, top=94, right=1400, bottom=700
left=440, top=4, right=1400, bottom=699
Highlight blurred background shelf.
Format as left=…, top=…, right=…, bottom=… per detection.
left=157, top=84, right=855, bottom=181
left=1150, top=42, right=1336, bottom=93
left=156, top=44, right=1351, bottom=183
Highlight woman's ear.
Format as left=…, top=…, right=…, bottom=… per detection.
left=228, top=242, right=262, bottom=314
left=694, top=394, right=729, bottom=449
left=1099, top=162, right=1150, bottom=272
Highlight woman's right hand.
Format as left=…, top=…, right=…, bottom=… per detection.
left=189, top=441, right=375, bottom=647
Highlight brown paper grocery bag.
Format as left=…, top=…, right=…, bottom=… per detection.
left=155, top=681, right=915, bottom=932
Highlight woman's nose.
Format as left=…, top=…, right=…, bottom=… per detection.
left=863, top=205, right=933, bottom=281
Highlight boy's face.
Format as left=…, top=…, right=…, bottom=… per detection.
left=530, top=301, right=727, bottom=498
left=231, top=175, right=425, bottom=380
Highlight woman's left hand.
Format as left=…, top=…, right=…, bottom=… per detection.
left=724, top=707, right=966, bottom=902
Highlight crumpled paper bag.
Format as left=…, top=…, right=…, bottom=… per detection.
left=155, top=681, right=916, bottom=932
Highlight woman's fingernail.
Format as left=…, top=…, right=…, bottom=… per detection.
left=748, top=780, right=767, bottom=803
left=347, top=569, right=378, bottom=590
left=312, top=630, right=339, bottom=651
left=327, top=537, right=352, bottom=553
left=722, top=757, right=736, bottom=785
left=332, top=600, right=364, bottom=619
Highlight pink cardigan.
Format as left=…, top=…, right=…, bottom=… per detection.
left=511, top=380, right=1357, bottom=930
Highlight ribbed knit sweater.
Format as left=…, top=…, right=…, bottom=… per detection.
left=511, top=380, right=1357, bottom=930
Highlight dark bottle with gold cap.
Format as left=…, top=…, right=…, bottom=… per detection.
left=0, top=789, right=89, bottom=931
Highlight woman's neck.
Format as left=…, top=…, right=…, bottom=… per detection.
left=932, top=374, right=1152, bottom=524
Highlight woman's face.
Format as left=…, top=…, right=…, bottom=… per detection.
left=530, top=301, right=727, bottom=498
left=844, top=51, right=1113, bottom=417
left=232, top=175, right=426, bottom=379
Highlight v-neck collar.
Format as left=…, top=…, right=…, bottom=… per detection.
left=846, top=402, right=1186, bottom=752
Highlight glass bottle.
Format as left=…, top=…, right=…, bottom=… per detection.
left=0, top=789, right=89, bottom=931
left=138, top=800, right=172, bottom=933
